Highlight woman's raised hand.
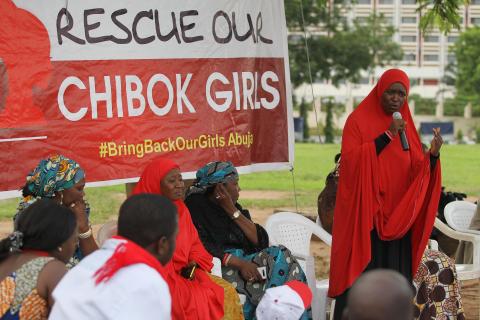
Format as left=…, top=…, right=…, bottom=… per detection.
left=213, top=184, right=237, bottom=215
left=430, top=127, right=443, bottom=157
left=69, top=199, right=89, bottom=233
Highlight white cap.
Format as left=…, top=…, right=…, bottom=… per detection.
left=256, top=281, right=312, bottom=320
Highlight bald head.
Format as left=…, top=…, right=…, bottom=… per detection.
left=343, top=270, right=414, bottom=320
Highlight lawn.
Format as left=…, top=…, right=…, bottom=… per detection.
left=0, top=143, right=478, bottom=223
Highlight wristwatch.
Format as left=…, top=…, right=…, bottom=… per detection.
left=231, top=210, right=241, bottom=220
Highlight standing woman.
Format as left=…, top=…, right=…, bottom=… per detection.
left=16, top=155, right=98, bottom=264
left=329, top=69, right=443, bottom=319
left=0, top=199, right=78, bottom=319
left=132, top=158, right=242, bottom=320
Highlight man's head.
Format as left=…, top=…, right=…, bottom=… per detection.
left=343, top=270, right=414, bottom=320
left=117, top=194, right=178, bottom=265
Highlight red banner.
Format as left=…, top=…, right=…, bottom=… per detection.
left=0, top=0, right=293, bottom=198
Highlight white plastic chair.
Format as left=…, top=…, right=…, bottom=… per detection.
left=434, top=217, right=480, bottom=280
left=265, top=212, right=332, bottom=320
left=444, top=201, right=478, bottom=233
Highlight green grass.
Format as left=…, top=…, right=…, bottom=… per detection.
left=1, top=144, right=479, bottom=223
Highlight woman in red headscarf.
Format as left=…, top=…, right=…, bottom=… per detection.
left=329, top=69, right=443, bottom=319
left=132, top=158, right=243, bottom=320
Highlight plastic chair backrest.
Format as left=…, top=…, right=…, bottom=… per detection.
left=266, top=212, right=332, bottom=256
left=266, top=212, right=332, bottom=320
left=444, top=201, right=477, bottom=232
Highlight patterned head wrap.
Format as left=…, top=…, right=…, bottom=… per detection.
left=188, top=161, right=238, bottom=195
left=17, top=155, right=85, bottom=213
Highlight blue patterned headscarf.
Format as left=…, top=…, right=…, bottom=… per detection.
left=188, top=161, right=238, bottom=194
left=17, top=155, right=85, bottom=212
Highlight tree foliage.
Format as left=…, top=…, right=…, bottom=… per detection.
left=287, top=4, right=402, bottom=87
left=299, top=98, right=310, bottom=140
left=324, top=98, right=335, bottom=143
left=417, top=0, right=467, bottom=34
left=452, top=27, right=480, bottom=105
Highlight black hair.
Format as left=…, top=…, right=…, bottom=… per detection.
left=0, top=199, right=77, bottom=262
left=117, top=194, right=178, bottom=248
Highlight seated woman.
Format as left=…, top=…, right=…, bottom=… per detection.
left=132, top=158, right=242, bottom=320
left=0, top=199, right=78, bottom=319
left=15, top=154, right=97, bottom=265
left=185, top=161, right=310, bottom=320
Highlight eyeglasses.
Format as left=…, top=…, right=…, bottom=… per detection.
left=384, top=89, right=407, bottom=98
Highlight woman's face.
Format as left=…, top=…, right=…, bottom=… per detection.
left=54, top=227, right=79, bottom=263
left=61, top=178, right=85, bottom=206
left=223, top=178, right=241, bottom=204
left=381, top=82, right=407, bottom=115
left=160, top=168, right=185, bottom=201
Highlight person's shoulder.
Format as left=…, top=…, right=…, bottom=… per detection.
left=117, top=263, right=168, bottom=288
left=184, top=193, right=209, bottom=211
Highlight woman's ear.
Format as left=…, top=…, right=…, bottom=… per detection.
left=53, top=191, right=63, bottom=205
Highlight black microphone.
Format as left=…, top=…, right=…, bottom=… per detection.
left=393, top=112, right=409, bottom=151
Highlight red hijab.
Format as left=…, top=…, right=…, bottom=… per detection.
left=328, top=69, right=442, bottom=297
left=132, top=157, right=214, bottom=272
left=132, top=158, right=224, bottom=320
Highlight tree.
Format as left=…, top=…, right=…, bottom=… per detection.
left=287, top=4, right=403, bottom=87
left=286, top=0, right=465, bottom=89
left=299, top=98, right=310, bottom=140
left=417, top=0, right=467, bottom=34
left=452, top=27, right=480, bottom=106
left=324, top=98, right=334, bottom=143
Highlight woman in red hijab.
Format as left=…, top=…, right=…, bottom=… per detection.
left=132, top=158, right=226, bottom=320
left=329, top=69, right=443, bottom=319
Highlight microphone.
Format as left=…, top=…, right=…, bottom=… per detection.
left=393, top=112, right=409, bottom=151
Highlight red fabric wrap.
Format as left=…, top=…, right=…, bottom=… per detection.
left=328, top=69, right=442, bottom=297
left=132, top=157, right=224, bottom=319
left=93, top=235, right=168, bottom=285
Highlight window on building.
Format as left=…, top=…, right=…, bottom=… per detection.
left=447, top=36, right=458, bottom=43
left=378, top=0, right=394, bottom=4
left=424, top=79, right=439, bottom=85
left=471, top=17, right=480, bottom=25
left=401, top=16, right=417, bottom=24
left=357, top=0, right=371, bottom=4
left=424, top=54, right=439, bottom=61
left=382, top=16, right=394, bottom=24
left=447, top=54, right=456, bottom=63
left=357, top=77, right=370, bottom=84
left=401, top=35, right=417, bottom=42
left=288, top=34, right=303, bottom=43
left=471, top=0, right=480, bottom=4
left=403, top=53, right=416, bottom=61
left=401, top=0, right=416, bottom=3
left=424, top=35, right=439, bottom=42
left=356, top=16, right=369, bottom=24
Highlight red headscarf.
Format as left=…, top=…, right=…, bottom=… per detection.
left=328, top=69, right=442, bottom=297
left=132, top=157, right=224, bottom=320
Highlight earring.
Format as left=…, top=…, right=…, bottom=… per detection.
left=57, top=246, right=63, bottom=252
left=60, top=193, right=63, bottom=205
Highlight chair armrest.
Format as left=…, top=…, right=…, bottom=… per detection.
left=311, top=224, right=332, bottom=246
left=461, top=229, right=480, bottom=236
left=434, top=218, right=480, bottom=242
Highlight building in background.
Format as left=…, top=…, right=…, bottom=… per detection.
left=293, top=0, right=480, bottom=140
